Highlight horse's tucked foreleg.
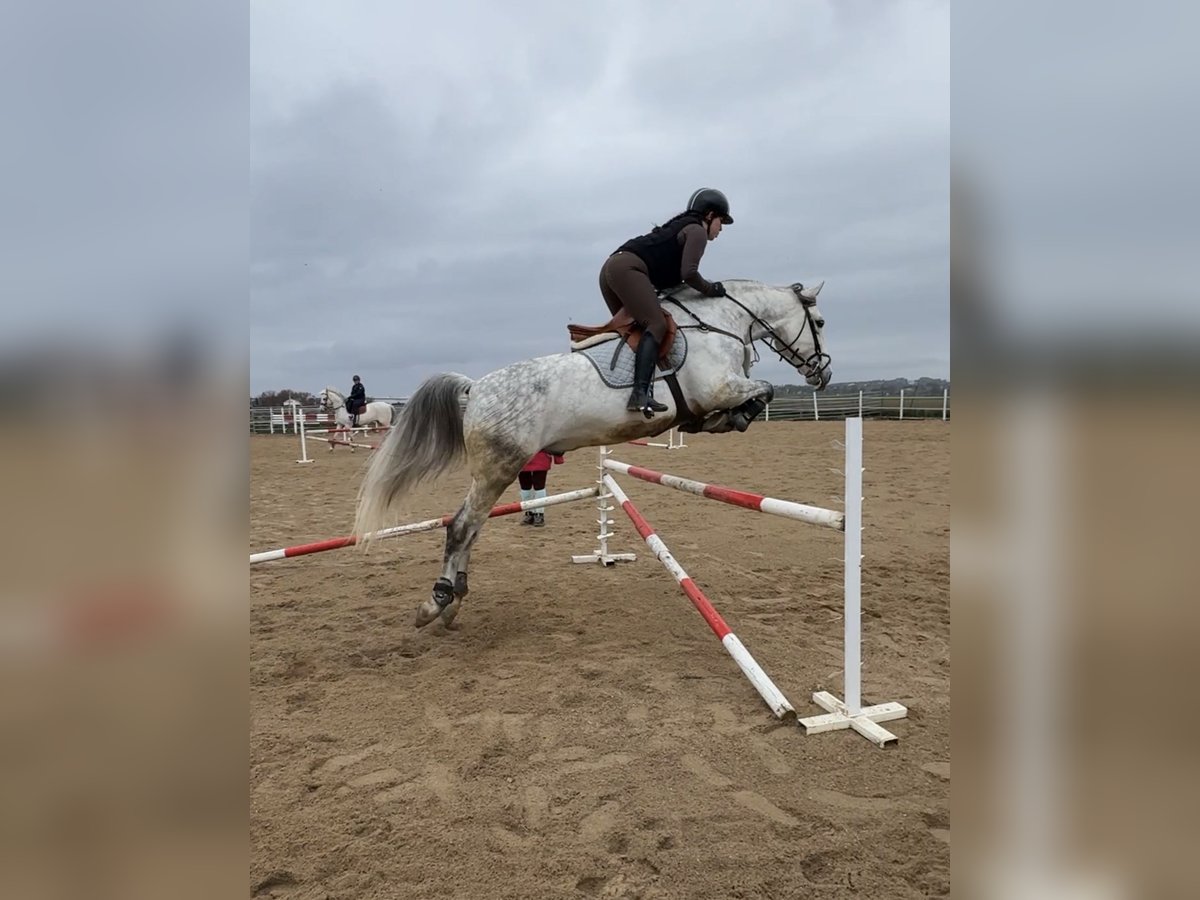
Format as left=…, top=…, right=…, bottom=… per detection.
left=728, top=383, right=774, bottom=432
left=690, top=410, right=737, bottom=434
left=708, top=378, right=773, bottom=432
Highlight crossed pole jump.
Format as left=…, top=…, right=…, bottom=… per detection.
left=252, top=418, right=907, bottom=747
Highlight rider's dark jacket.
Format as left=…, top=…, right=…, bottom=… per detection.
left=616, top=212, right=719, bottom=294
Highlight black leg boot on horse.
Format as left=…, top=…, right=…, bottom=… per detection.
left=626, top=331, right=668, bottom=417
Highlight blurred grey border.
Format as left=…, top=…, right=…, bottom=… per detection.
left=955, top=1, right=1200, bottom=897
left=1, top=3, right=246, bottom=898
left=3, top=0, right=1198, bottom=897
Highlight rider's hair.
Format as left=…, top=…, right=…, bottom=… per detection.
left=650, top=209, right=706, bottom=230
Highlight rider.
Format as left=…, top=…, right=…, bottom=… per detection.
left=599, top=188, right=732, bottom=416
left=348, top=375, right=367, bottom=421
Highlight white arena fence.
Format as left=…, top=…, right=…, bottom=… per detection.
left=250, top=398, right=408, bottom=435
left=249, top=390, right=949, bottom=434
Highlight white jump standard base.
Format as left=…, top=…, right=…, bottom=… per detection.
left=572, top=446, right=637, bottom=566
left=797, top=416, right=907, bottom=746
left=799, top=692, right=908, bottom=748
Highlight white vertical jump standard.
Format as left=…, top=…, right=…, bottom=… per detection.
left=602, top=474, right=796, bottom=722
left=290, top=401, right=313, bottom=465
left=591, top=417, right=906, bottom=747
left=797, top=417, right=907, bottom=746
left=571, top=446, right=638, bottom=566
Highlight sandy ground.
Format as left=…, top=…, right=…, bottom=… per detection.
left=251, top=421, right=949, bottom=899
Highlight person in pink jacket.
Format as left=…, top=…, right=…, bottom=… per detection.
left=518, top=450, right=565, bottom=527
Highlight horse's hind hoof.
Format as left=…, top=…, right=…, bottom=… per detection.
left=416, top=579, right=455, bottom=628
left=414, top=599, right=441, bottom=628
left=439, top=597, right=462, bottom=629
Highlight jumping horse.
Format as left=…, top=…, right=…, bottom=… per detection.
left=354, top=279, right=831, bottom=628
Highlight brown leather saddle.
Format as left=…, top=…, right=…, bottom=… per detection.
left=567, top=310, right=679, bottom=362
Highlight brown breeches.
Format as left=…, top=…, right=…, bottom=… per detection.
left=598, top=252, right=668, bottom=343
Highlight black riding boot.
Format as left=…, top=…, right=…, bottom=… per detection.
left=626, top=332, right=669, bottom=416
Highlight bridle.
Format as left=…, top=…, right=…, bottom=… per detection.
left=663, top=283, right=831, bottom=382
left=321, top=391, right=346, bottom=413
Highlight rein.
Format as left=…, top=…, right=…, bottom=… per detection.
left=662, top=284, right=831, bottom=379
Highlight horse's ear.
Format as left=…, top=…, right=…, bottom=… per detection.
left=800, top=281, right=824, bottom=300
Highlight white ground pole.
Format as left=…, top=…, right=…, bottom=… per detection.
left=628, top=427, right=687, bottom=450
left=799, top=416, right=908, bottom=747
left=571, top=445, right=638, bottom=566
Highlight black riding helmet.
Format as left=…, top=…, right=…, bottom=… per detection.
left=687, top=188, right=733, bottom=224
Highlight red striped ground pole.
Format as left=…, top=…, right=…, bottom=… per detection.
left=602, top=474, right=796, bottom=721
left=250, top=486, right=599, bottom=565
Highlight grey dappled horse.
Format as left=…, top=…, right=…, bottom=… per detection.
left=354, top=279, right=830, bottom=628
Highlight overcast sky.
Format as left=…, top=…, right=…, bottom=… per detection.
left=250, top=0, right=948, bottom=397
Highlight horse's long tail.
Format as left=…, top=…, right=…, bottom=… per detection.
left=354, top=373, right=473, bottom=544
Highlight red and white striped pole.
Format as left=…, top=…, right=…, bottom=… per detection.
left=325, top=437, right=379, bottom=450
left=627, top=428, right=686, bottom=450
left=250, top=486, right=599, bottom=565
left=602, top=460, right=844, bottom=532
left=602, top=474, right=796, bottom=722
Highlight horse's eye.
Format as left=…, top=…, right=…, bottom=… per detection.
left=815, top=318, right=825, bottom=329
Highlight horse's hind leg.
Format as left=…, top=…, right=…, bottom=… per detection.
left=435, top=542, right=475, bottom=630
left=415, top=471, right=516, bottom=629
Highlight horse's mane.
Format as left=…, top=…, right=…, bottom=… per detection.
left=663, top=278, right=766, bottom=304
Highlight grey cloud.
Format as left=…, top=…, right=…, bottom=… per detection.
left=252, top=1, right=948, bottom=395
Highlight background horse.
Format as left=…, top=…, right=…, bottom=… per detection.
left=354, top=279, right=830, bottom=628
left=319, top=387, right=394, bottom=451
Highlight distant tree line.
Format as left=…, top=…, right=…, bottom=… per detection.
left=250, top=389, right=320, bottom=407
